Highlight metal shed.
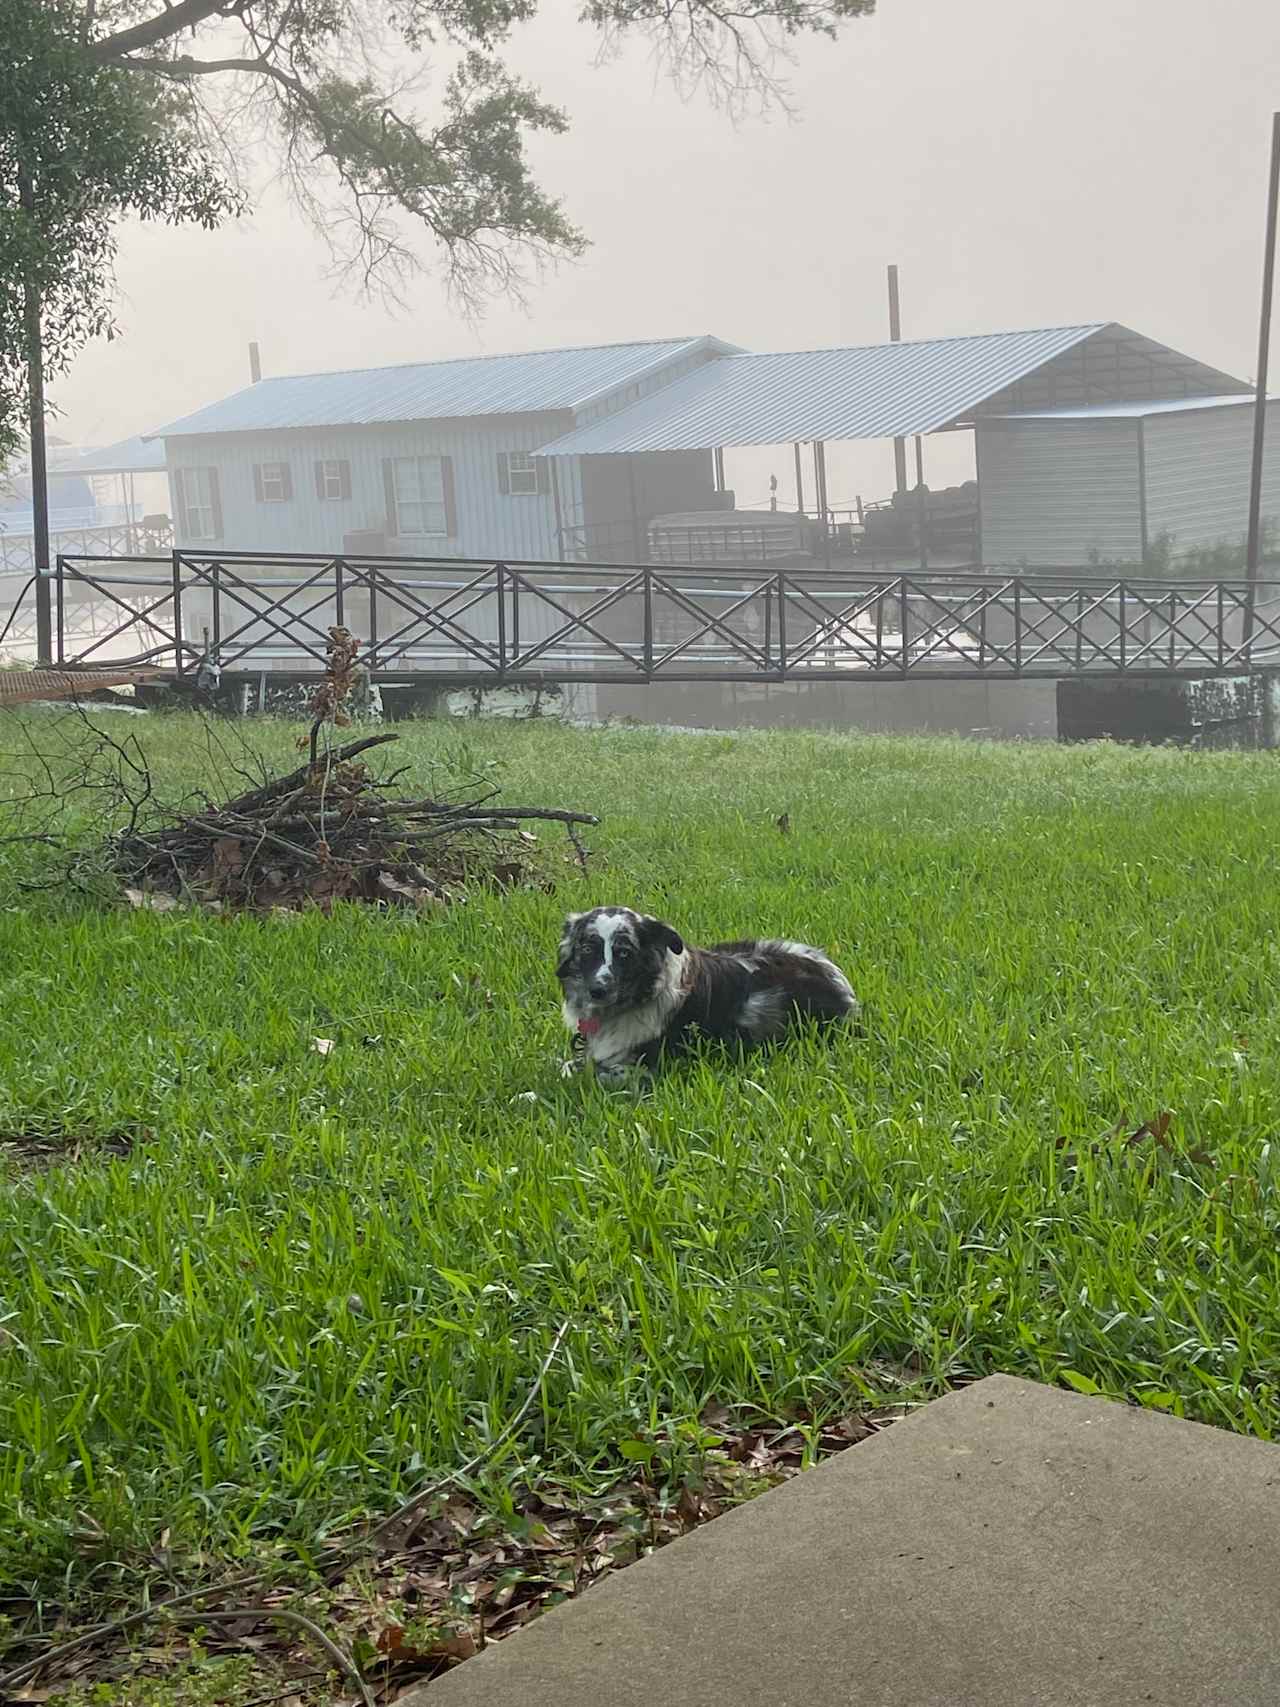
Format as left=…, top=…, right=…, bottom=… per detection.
left=976, top=396, right=1280, bottom=569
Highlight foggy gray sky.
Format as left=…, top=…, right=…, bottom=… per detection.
left=54, top=0, right=1280, bottom=508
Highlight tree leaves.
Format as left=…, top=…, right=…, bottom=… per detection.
left=0, top=0, right=240, bottom=461
left=1, top=0, right=877, bottom=464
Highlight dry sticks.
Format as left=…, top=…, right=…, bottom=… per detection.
left=110, top=729, right=598, bottom=909
left=108, top=629, right=598, bottom=908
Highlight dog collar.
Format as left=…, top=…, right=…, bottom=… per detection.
left=577, top=1016, right=602, bottom=1037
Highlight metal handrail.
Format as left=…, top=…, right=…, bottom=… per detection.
left=34, top=549, right=1280, bottom=684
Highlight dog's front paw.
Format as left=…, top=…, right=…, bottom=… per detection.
left=595, top=1061, right=646, bottom=1089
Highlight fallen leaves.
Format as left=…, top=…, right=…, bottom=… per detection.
left=1054, top=1110, right=1215, bottom=1171
left=0, top=1401, right=902, bottom=1705
left=123, top=886, right=178, bottom=912
left=338, top=1403, right=903, bottom=1695
left=0, top=1127, right=135, bottom=1176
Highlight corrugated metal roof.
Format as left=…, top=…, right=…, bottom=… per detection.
left=73, top=435, right=168, bottom=474
left=985, top=393, right=1270, bottom=422
left=535, top=324, right=1245, bottom=455
left=149, top=337, right=736, bottom=438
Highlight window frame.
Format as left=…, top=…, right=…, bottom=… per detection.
left=391, top=455, right=449, bottom=537
left=505, top=451, right=541, bottom=497
left=175, top=467, right=219, bottom=541
left=259, top=461, right=290, bottom=503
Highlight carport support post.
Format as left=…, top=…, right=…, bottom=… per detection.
left=793, top=442, right=805, bottom=513
left=888, top=265, right=909, bottom=495
left=626, top=456, right=643, bottom=562
left=813, top=440, right=831, bottom=570
left=914, top=434, right=929, bottom=571
left=1244, top=109, right=1280, bottom=647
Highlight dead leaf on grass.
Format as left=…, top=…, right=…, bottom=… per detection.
left=1056, top=1111, right=1214, bottom=1170
left=375, top=873, right=435, bottom=907
left=1125, top=1110, right=1173, bottom=1150
left=123, top=886, right=178, bottom=912
left=699, top=1398, right=734, bottom=1434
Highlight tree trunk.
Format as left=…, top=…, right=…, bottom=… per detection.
left=18, top=165, right=52, bottom=665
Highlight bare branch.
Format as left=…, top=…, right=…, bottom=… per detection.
left=114, top=54, right=273, bottom=77
left=86, top=0, right=249, bottom=63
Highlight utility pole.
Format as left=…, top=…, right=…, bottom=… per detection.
left=18, top=165, right=52, bottom=665
left=1244, top=111, right=1280, bottom=648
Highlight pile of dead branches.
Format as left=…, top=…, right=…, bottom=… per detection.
left=0, top=630, right=598, bottom=911
left=113, top=729, right=597, bottom=911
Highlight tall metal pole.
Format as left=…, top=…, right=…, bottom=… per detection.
left=18, top=165, right=52, bottom=664
left=814, top=441, right=831, bottom=570
left=793, top=441, right=805, bottom=513
left=914, top=434, right=929, bottom=571
left=888, top=265, right=908, bottom=495
left=1244, top=110, right=1280, bottom=647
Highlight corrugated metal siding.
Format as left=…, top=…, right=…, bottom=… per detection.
left=166, top=418, right=570, bottom=559
left=977, top=419, right=1143, bottom=567
left=153, top=339, right=735, bottom=437
left=1143, top=401, right=1280, bottom=560
left=167, top=419, right=580, bottom=669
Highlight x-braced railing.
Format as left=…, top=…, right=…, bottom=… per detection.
left=45, top=552, right=1280, bottom=683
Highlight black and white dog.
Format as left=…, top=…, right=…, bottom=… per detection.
left=558, top=906, right=858, bottom=1082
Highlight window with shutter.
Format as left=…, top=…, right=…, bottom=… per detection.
left=316, top=459, right=350, bottom=501
left=503, top=451, right=541, bottom=497
left=257, top=461, right=291, bottom=502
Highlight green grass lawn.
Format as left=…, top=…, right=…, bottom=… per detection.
left=2, top=714, right=1279, bottom=1603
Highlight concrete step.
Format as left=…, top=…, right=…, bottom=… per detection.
left=404, top=1374, right=1280, bottom=1707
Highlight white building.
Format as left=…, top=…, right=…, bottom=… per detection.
left=151, top=337, right=738, bottom=565
left=129, top=322, right=1280, bottom=690
left=150, top=323, right=1275, bottom=576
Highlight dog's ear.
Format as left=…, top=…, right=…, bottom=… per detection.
left=557, top=912, right=583, bottom=973
left=642, top=916, right=684, bottom=958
